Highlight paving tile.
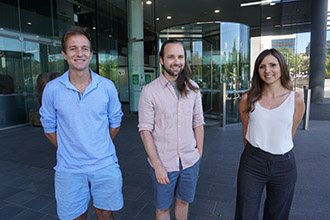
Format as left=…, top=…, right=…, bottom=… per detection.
left=9, top=209, right=46, bottom=220
left=135, top=203, right=155, bottom=219
left=213, top=202, right=235, bottom=220
left=195, top=181, right=212, bottom=196
left=136, top=189, right=154, bottom=203
left=0, top=161, right=19, bottom=173
left=122, top=185, right=147, bottom=201
left=40, top=200, right=57, bottom=216
left=196, top=215, right=222, bottom=220
left=0, top=185, right=22, bottom=200
left=22, top=195, right=55, bottom=211
left=117, top=200, right=148, bottom=217
left=0, top=112, right=330, bottom=219
left=5, top=191, right=38, bottom=205
left=40, top=214, right=58, bottom=220
left=206, top=184, right=236, bottom=204
left=0, top=172, right=21, bottom=184
left=0, top=200, right=8, bottom=209
left=0, top=204, right=25, bottom=219
left=289, top=214, right=307, bottom=220
left=189, top=198, right=217, bottom=216
left=6, top=164, right=46, bottom=177
left=123, top=172, right=152, bottom=188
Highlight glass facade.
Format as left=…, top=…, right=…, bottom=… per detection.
left=251, top=1, right=313, bottom=95
left=159, top=22, right=250, bottom=123
left=0, top=0, right=127, bottom=128
left=0, top=0, right=317, bottom=129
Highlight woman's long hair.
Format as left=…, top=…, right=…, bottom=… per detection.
left=246, top=48, right=292, bottom=113
left=159, top=39, right=198, bottom=97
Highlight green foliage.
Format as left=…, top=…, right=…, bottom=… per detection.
left=275, top=47, right=310, bottom=76
left=325, top=41, right=330, bottom=78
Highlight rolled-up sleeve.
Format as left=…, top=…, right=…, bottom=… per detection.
left=107, top=82, right=123, bottom=128
left=138, top=87, right=154, bottom=132
left=39, top=84, right=57, bottom=133
left=192, top=90, right=204, bottom=128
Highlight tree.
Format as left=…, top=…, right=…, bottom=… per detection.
left=325, top=40, right=330, bottom=78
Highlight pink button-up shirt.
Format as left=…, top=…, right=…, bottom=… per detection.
left=138, top=73, right=204, bottom=172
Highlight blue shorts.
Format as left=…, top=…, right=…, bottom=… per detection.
left=55, top=163, right=123, bottom=220
left=149, top=159, right=201, bottom=210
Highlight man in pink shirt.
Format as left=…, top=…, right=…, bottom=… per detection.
left=138, top=39, right=204, bottom=220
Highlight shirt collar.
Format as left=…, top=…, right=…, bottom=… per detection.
left=59, top=69, right=101, bottom=91
left=159, top=72, right=172, bottom=88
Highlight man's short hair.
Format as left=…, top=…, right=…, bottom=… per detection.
left=61, top=26, right=92, bottom=53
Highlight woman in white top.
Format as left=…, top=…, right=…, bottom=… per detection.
left=235, top=49, right=305, bottom=220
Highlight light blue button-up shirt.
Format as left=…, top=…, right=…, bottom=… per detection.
left=40, top=70, right=123, bottom=173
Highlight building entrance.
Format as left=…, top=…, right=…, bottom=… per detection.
left=159, top=22, right=250, bottom=124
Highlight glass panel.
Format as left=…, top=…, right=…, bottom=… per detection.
left=258, top=0, right=311, bottom=96
left=221, top=22, right=249, bottom=123
left=201, top=24, right=222, bottom=119
left=48, top=45, right=67, bottom=73
left=0, top=35, right=27, bottom=128
left=96, top=0, right=128, bottom=90
left=0, top=1, right=19, bottom=30
left=20, top=1, right=53, bottom=37
left=159, top=22, right=250, bottom=124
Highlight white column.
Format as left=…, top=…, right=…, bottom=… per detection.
left=127, top=0, right=145, bottom=112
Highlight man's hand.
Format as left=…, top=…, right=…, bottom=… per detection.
left=154, top=164, right=170, bottom=184
left=140, top=130, right=170, bottom=184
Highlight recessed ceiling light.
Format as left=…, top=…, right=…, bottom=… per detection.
left=27, top=22, right=32, bottom=25
left=92, top=27, right=96, bottom=30
left=146, top=1, right=152, bottom=4
left=166, top=16, right=172, bottom=20
left=108, top=34, right=112, bottom=38
left=214, top=9, right=220, bottom=13
left=181, top=26, right=185, bottom=29
left=266, top=16, right=271, bottom=20
left=156, top=17, right=160, bottom=21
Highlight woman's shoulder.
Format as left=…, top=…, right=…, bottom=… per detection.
left=294, top=91, right=304, bottom=101
left=241, top=91, right=249, bottom=101
left=294, top=91, right=304, bottom=106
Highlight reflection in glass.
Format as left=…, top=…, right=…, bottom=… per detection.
left=159, top=22, right=250, bottom=123
left=0, top=0, right=127, bottom=128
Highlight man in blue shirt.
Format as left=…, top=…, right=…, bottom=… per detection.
left=40, top=26, right=123, bottom=220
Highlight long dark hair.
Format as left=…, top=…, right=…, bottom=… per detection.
left=159, top=39, right=198, bottom=97
left=246, top=48, right=292, bottom=112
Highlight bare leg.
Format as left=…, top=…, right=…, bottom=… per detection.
left=73, top=210, right=88, bottom=220
left=174, top=198, right=189, bottom=220
left=156, top=208, right=170, bottom=220
left=95, top=208, right=114, bottom=220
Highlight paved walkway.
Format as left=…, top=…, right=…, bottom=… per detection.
left=0, top=102, right=330, bottom=220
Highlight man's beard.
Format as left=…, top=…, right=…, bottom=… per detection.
left=162, top=64, right=184, bottom=77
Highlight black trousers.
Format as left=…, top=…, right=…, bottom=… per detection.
left=235, top=142, right=297, bottom=220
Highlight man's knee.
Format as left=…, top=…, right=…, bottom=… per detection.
left=95, top=208, right=113, bottom=219
left=176, top=198, right=188, bottom=206
left=156, top=207, right=170, bottom=213
left=73, top=211, right=88, bottom=220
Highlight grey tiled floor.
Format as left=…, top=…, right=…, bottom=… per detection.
left=0, top=102, right=330, bottom=220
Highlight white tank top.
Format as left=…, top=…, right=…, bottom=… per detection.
left=246, top=91, right=295, bottom=154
